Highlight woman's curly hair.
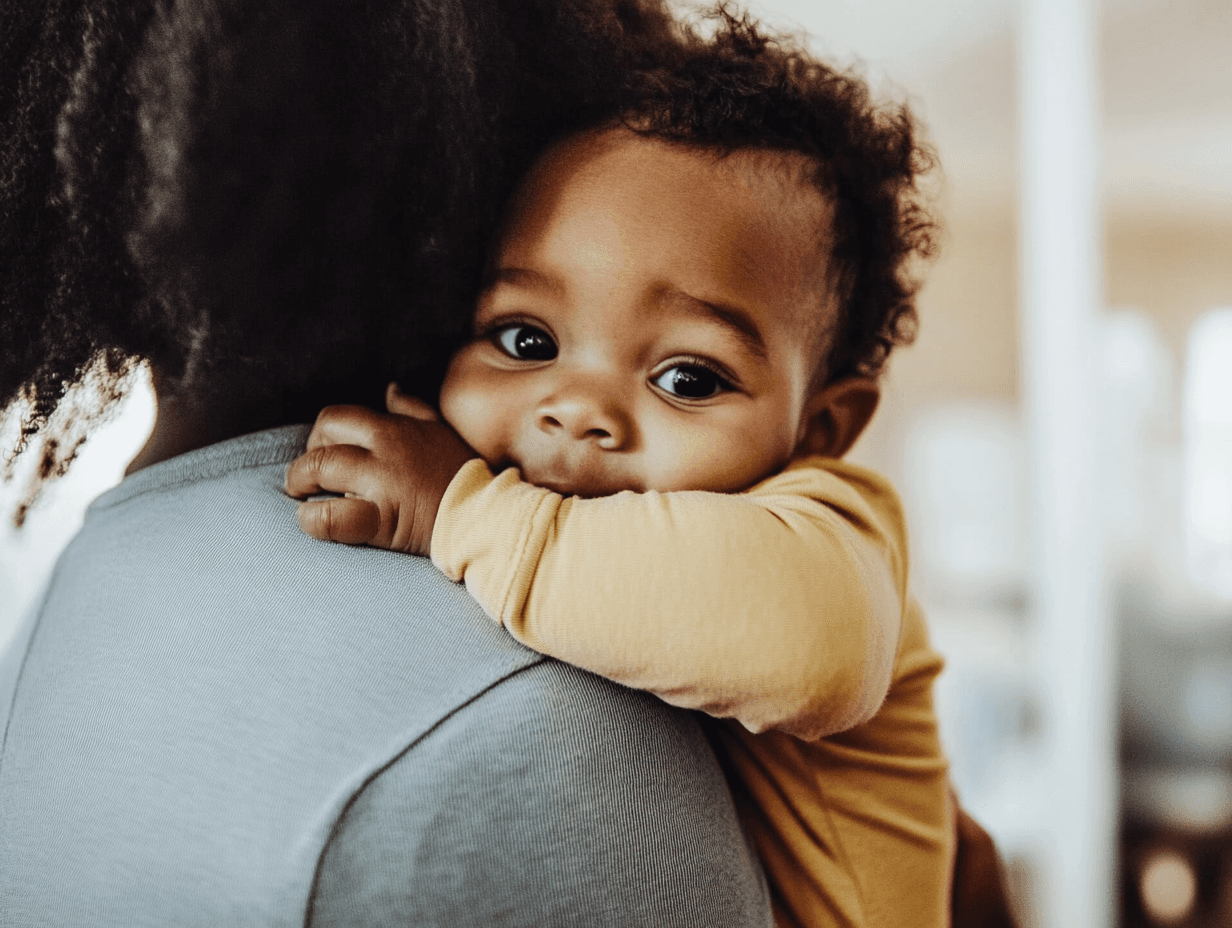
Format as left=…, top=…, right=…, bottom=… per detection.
left=617, top=6, right=938, bottom=383
left=0, top=0, right=677, bottom=521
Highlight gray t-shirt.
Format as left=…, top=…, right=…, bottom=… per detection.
left=0, top=426, right=769, bottom=926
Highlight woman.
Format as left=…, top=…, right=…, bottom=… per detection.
left=0, top=2, right=772, bottom=923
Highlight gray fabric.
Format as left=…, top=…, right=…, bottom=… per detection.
left=0, top=426, right=770, bottom=927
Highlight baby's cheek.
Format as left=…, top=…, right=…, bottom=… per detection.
left=639, top=430, right=739, bottom=494
left=672, top=428, right=793, bottom=494
left=439, top=365, right=511, bottom=466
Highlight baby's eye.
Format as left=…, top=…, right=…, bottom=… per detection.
left=494, top=324, right=557, bottom=361
left=652, top=364, right=732, bottom=400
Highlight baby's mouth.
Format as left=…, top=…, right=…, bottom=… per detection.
left=513, top=457, right=638, bottom=499
left=526, top=475, right=584, bottom=497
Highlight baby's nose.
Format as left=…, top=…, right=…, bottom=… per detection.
left=535, top=384, right=631, bottom=450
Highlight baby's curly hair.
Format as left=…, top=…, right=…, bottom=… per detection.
left=1, top=0, right=677, bottom=521
left=616, top=6, right=938, bottom=383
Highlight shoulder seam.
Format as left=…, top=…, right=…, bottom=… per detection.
left=301, top=652, right=551, bottom=928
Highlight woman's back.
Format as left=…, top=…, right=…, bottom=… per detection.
left=0, top=427, right=770, bottom=926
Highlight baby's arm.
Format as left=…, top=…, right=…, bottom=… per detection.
left=285, top=403, right=905, bottom=742
left=432, top=459, right=906, bottom=741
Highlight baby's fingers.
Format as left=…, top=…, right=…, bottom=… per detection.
left=285, top=444, right=372, bottom=499
left=306, top=404, right=385, bottom=452
left=297, top=497, right=381, bottom=546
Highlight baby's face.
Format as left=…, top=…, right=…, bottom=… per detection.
left=439, top=129, right=833, bottom=496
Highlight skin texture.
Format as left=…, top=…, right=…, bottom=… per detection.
left=287, top=129, right=880, bottom=549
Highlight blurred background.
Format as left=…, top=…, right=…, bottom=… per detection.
left=1, top=0, right=1229, bottom=925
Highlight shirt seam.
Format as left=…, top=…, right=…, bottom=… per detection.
left=302, top=652, right=551, bottom=927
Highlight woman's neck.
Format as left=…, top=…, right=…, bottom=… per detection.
left=124, top=370, right=387, bottom=475
left=124, top=376, right=288, bottom=475
left=126, top=400, right=258, bottom=475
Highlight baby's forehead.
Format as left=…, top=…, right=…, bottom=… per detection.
left=544, top=131, right=834, bottom=272
left=721, top=147, right=836, bottom=268
left=701, top=146, right=841, bottom=340
left=504, top=128, right=841, bottom=341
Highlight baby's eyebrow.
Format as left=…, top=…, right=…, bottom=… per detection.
left=485, top=266, right=565, bottom=297
left=673, top=292, right=769, bottom=362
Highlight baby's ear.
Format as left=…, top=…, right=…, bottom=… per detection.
left=385, top=382, right=440, bottom=421
left=795, top=377, right=880, bottom=459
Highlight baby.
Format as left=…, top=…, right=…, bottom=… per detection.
left=286, top=12, right=949, bottom=928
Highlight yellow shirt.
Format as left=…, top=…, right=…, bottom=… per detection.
left=432, top=456, right=952, bottom=928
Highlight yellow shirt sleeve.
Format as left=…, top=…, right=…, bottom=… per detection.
left=430, top=456, right=908, bottom=741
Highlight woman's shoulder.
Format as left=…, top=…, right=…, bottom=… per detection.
left=312, top=660, right=772, bottom=927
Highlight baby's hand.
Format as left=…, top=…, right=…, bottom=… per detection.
left=284, top=384, right=475, bottom=556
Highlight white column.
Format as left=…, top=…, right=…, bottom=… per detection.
left=1018, top=0, right=1117, bottom=926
